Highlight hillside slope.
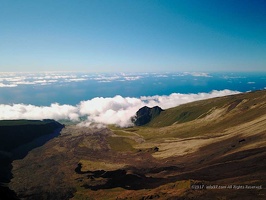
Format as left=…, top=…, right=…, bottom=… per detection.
left=0, top=119, right=64, bottom=152
left=9, top=90, right=266, bottom=200
left=0, top=120, right=64, bottom=200
left=147, top=89, right=266, bottom=128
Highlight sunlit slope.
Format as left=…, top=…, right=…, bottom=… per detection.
left=116, top=89, right=266, bottom=159
left=147, top=89, right=266, bottom=128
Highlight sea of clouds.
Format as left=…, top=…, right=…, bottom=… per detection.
left=0, top=89, right=239, bottom=127
left=0, top=71, right=213, bottom=87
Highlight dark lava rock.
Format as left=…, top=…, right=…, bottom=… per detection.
left=153, top=147, right=159, bottom=152
left=239, top=139, right=246, bottom=143
left=133, top=106, right=163, bottom=126
left=0, top=185, right=20, bottom=200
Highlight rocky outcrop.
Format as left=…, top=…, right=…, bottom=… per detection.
left=133, top=106, right=163, bottom=126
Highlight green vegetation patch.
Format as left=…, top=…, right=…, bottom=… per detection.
left=111, top=130, right=133, bottom=137
left=147, top=100, right=223, bottom=127
left=107, top=136, right=136, bottom=152
left=79, top=159, right=125, bottom=171
left=145, top=92, right=256, bottom=127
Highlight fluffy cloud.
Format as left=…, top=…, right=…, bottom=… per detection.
left=78, top=96, right=145, bottom=127
left=0, top=103, right=79, bottom=121
left=0, top=90, right=239, bottom=127
left=140, top=89, right=237, bottom=109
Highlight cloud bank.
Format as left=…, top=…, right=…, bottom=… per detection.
left=0, top=90, right=239, bottom=127
left=0, top=71, right=215, bottom=87
left=0, top=72, right=145, bottom=87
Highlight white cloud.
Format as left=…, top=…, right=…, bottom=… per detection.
left=13, top=81, right=35, bottom=85
left=0, top=103, right=79, bottom=121
left=33, top=80, right=48, bottom=83
left=222, top=75, right=245, bottom=79
left=173, top=73, right=185, bottom=77
left=64, top=78, right=88, bottom=82
left=140, top=89, right=238, bottom=109
left=184, top=72, right=212, bottom=77
left=247, top=82, right=255, bottom=84
left=0, top=72, right=90, bottom=87
left=0, top=72, right=150, bottom=87
left=3, top=77, right=26, bottom=82
left=124, top=76, right=142, bottom=81
left=0, top=83, right=17, bottom=87
left=93, top=76, right=120, bottom=82
left=0, top=90, right=239, bottom=127
left=155, top=74, right=168, bottom=78
left=91, top=74, right=143, bottom=82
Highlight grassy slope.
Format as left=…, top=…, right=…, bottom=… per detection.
left=106, top=90, right=266, bottom=165
left=147, top=90, right=266, bottom=127
left=114, top=90, right=266, bottom=140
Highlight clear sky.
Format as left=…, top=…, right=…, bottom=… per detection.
left=0, top=0, right=265, bottom=72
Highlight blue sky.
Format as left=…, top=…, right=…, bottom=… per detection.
left=0, top=0, right=265, bottom=72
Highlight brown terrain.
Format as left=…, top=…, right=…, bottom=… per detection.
left=8, top=90, right=266, bottom=200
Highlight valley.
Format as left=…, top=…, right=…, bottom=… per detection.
left=5, top=90, right=266, bottom=199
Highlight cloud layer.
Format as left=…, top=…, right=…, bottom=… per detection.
left=0, top=90, right=239, bottom=127
left=0, top=72, right=215, bottom=87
